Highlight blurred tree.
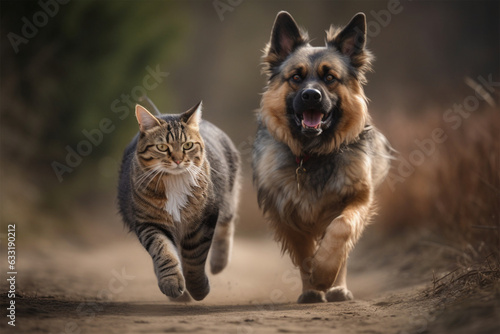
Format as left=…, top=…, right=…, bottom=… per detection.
left=1, top=0, right=186, bottom=182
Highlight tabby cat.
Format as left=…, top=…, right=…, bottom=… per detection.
left=118, top=102, right=240, bottom=301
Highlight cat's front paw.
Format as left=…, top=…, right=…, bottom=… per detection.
left=186, top=273, right=210, bottom=301
left=169, top=291, right=192, bottom=303
left=158, top=271, right=186, bottom=299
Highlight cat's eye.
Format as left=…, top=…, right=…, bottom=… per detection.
left=156, top=144, right=169, bottom=152
left=183, top=142, right=194, bottom=151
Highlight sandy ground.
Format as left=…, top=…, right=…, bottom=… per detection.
left=0, top=231, right=497, bottom=334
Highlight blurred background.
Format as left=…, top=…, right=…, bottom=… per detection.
left=1, top=0, right=499, bottom=259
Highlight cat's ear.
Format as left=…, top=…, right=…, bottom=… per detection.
left=135, top=104, right=161, bottom=132
left=181, top=101, right=202, bottom=130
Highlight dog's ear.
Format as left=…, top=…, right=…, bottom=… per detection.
left=327, top=13, right=373, bottom=79
left=263, top=11, right=308, bottom=75
left=329, top=13, right=366, bottom=57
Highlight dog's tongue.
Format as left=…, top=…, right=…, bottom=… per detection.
left=302, top=110, right=323, bottom=128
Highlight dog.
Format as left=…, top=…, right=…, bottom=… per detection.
left=252, top=11, right=392, bottom=303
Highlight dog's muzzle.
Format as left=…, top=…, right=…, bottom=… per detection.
left=293, top=88, right=333, bottom=137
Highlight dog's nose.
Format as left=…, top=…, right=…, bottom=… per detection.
left=301, top=89, right=322, bottom=103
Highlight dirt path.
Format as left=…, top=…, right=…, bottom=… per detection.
left=1, top=233, right=442, bottom=334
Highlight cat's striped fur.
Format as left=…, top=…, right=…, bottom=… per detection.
left=118, top=102, right=240, bottom=301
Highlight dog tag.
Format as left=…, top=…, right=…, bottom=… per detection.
left=295, top=160, right=306, bottom=191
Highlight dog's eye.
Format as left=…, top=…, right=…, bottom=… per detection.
left=324, top=74, right=337, bottom=84
left=291, top=74, right=302, bottom=83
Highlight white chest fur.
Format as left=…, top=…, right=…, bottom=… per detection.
left=163, top=171, right=199, bottom=223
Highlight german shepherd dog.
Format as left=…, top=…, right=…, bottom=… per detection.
left=253, top=11, right=391, bottom=303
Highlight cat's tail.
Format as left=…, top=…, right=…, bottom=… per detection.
left=138, top=95, right=162, bottom=116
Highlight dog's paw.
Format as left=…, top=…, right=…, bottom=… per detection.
left=158, top=271, right=186, bottom=299
left=325, top=286, right=353, bottom=302
left=297, top=290, right=326, bottom=304
left=309, top=258, right=340, bottom=291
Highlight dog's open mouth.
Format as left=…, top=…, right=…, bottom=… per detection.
left=301, top=110, right=323, bottom=129
left=295, top=110, right=332, bottom=134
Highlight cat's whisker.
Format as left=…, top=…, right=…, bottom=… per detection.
left=188, top=170, right=198, bottom=186
left=135, top=167, right=155, bottom=182
left=154, top=171, right=165, bottom=192
left=209, top=166, right=223, bottom=176
left=135, top=167, right=159, bottom=186
left=189, top=164, right=202, bottom=173
left=186, top=165, right=202, bottom=187
left=185, top=167, right=196, bottom=185
left=136, top=164, right=163, bottom=189
left=135, top=168, right=157, bottom=188
left=145, top=167, right=164, bottom=189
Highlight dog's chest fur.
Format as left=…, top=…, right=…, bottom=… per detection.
left=253, top=127, right=370, bottom=228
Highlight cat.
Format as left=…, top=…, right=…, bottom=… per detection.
left=118, top=101, right=240, bottom=301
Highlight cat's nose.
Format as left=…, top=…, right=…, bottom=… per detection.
left=175, top=160, right=181, bottom=165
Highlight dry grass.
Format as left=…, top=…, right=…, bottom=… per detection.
left=378, top=105, right=500, bottom=258
left=434, top=111, right=500, bottom=256
left=430, top=253, right=500, bottom=297
left=375, top=101, right=500, bottom=303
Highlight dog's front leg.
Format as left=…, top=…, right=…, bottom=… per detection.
left=274, top=223, right=327, bottom=303
left=309, top=188, right=372, bottom=300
